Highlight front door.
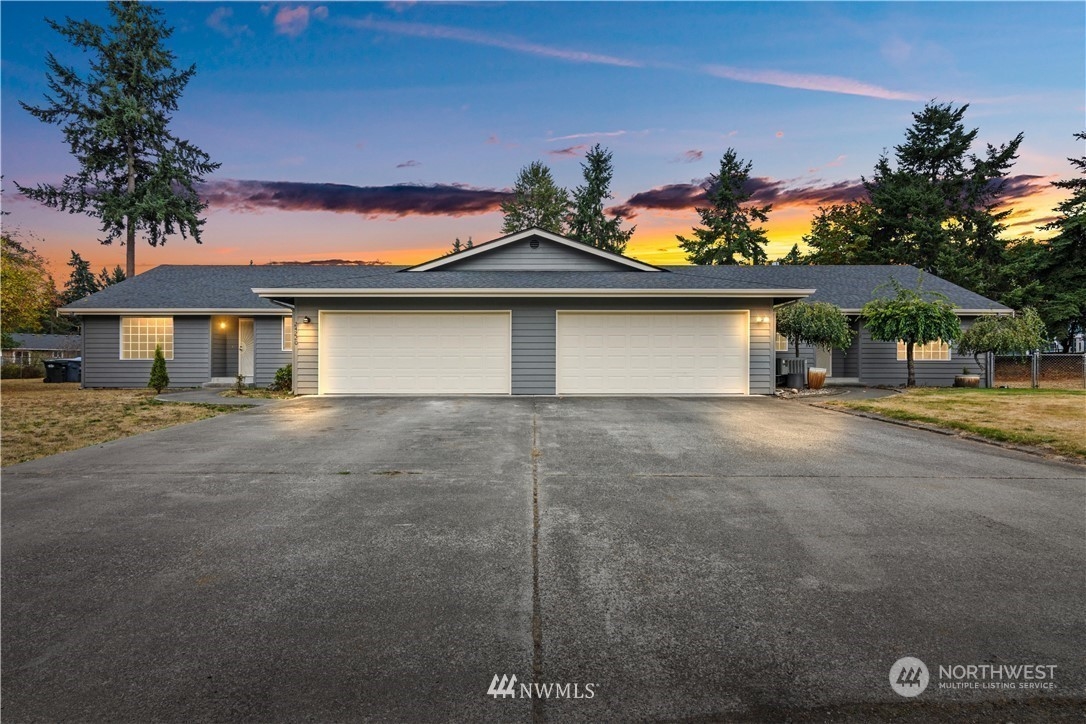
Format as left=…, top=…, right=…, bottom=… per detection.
left=238, top=318, right=255, bottom=382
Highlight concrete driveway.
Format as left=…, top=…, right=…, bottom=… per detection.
left=2, top=397, right=1083, bottom=722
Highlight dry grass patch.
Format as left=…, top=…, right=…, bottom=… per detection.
left=1, top=380, right=238, bottom=466
left=825, top=387, right=1086, bottom=458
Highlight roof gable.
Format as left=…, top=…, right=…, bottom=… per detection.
left=405, top=228, right=661, bottom=272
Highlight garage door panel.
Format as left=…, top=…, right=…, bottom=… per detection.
left=556, top=312, right=747, bottom=395
left=320, top=312, right=510, bottom=394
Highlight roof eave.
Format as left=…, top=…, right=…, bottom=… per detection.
left=59, top=307, right=290, bottom=316
left=252, top=287, right=816, bottom=298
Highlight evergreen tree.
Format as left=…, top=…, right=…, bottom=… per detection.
left=63, top=251, right=100, bottom=303
left=801, top=202, right=878, bottom=264
left=500, top=161, right=569, bottom=235
left=677, top=149, right=771, bottom=265
left=568, top=144, right=634, bottom=254
left=1037, top=132, right=1086, bottom=350
left=148, top=344, right=169, bottom=393
left=16, top=1, right=220, bottom=278
left=98, top=265, right=126, bottom=287
left=863, top=102, right=1023, bottom=297
left=779, top=244, right=804, bottom=265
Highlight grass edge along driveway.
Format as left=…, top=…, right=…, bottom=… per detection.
left=1, top=380, right=239, bottom=467
left=824, top=387, right=1086, bottom=459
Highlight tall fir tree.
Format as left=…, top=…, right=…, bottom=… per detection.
left=16, top=1, right=220, bottom=278
left=500, top=161, right=569, bottom=235
left=801, top=201, right=877, bottom=265
left=63, top=250, right=100, bottom=303
left=98, top=265, right=127, bottom=288
left=863, top=102, right=1023, bottom=297
left=677, top=149, right=771, bottom=265
left=568, top=144, right=634, bottom=254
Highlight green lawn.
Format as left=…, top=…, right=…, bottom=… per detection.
left=825, top=387, right=1086, bottom=458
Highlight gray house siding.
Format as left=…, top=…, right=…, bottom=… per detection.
left=775, top=317, right=985, bottom=386
left=292, top=297, right=774, bottom=395
left=82, top=315, right=210, bottom=388
left=254, top=316, right=291, bottom=387
left=437, top=238, right=634, bottom=271
left=858, top=318, right=982, bottom=386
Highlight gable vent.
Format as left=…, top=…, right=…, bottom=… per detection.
left=529, top=239, right=540, bottom=249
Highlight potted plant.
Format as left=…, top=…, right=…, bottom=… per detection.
left=953, top=366, right=980, bottom=387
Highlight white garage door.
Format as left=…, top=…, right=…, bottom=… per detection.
left=556, top=311, right=748, bottom=394
left=319, top=312, right=510, bottom=394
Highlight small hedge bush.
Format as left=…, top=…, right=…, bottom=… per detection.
left=269, top=364, right=292, bottom=392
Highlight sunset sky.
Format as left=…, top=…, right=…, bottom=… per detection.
left=2, top=1, right=1083, bottom=278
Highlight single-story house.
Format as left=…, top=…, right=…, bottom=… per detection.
left=60, top=228, right=1009, bottom=394
left=3, top=333, right=82, bottom=365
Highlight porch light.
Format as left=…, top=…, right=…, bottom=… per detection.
left=219, top=321, right=227, bottom=329
left=302, top=316, right=311, bottom=324
left=754, top=315, right=770, bottom=324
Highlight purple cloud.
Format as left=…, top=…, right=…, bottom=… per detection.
left=548, top=144, right=589, bottom=157
left=396, top=160, right=422, bottom=168
left=201, top=179, right=510, bottom=218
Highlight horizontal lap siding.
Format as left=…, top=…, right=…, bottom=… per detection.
left=294, top=297, right=772, bottom=395
left=859, top=318, right=982, bottom=386
left=82, top=316, right=210, bottom=388
left=255, top=316, right=291, bottom=387
left=512, top=307, right=555, bottom=394
left=441, top=239, right=629, bottom=271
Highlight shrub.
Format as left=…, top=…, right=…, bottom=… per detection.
left=268, top=363, right=292, bottom=392
left=148, top=345, right=170, bottom=393
left=1, top=362, right=45, bottom=379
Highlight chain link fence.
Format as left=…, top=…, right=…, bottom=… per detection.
left=993, top=353, right=1086, bottom=389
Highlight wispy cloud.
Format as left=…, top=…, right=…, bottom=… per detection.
left=485, top=134, right=501, bottom=145
left=201, top=179, right=510, bottom=218
left=702, top=64, right=922, bottom=101
left=674, top=150, right=703, bottom=164
left=338, top=16, right=642, bottom=67
left=612, top=172, right=1051, bottom=219
left=274, top=4, right=328, bottom=37
left=612, top=177, right=868, bottom=218
left=548, top=130, right=629, bottom=142
left=207, top=7, right=252, bottom=38
left=808, top=154, right=847, bottom=174
left=548, top=144, right=589, bottom=157
left=396, top=160, right=422, bottom=168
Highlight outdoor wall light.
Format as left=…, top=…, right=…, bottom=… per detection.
left=302, top=316, right=311, bottom=324
left=219, top=321, right=227, bottom=329
left=754, top=315, right=770, bottom=324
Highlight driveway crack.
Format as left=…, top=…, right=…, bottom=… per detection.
left=531, top=404, right=544, bottom=723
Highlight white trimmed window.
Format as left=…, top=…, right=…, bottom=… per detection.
left=121, top=317, right=173, bottom=360
left=897, top=339, right=950, bottom=361
left=282, top=316, right=293, bottom=351
left=776, top=333, right=789, bottom=352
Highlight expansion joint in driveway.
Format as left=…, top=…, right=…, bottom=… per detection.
left=531, top=405, right=545, bottom=723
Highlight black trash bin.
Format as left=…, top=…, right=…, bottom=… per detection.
left=43, top=359, right=66, bottom=383
left=63, top=357, right=82, bottom=383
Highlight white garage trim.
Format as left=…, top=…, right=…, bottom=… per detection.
left=318, top=311, right=511, bottom=395
left=555, top=310, right=750, bottom=396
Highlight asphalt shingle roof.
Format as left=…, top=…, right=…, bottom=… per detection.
left=61, top=263, right=1009, bottom=312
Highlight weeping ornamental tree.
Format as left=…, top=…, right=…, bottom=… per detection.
left=957, top=308, right=1046, bottom=381
left=862, top=277, right=962, bottom=387
left=16, top=1, right=220, bottom=278
left=775, top=302, right=853, bottom=359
